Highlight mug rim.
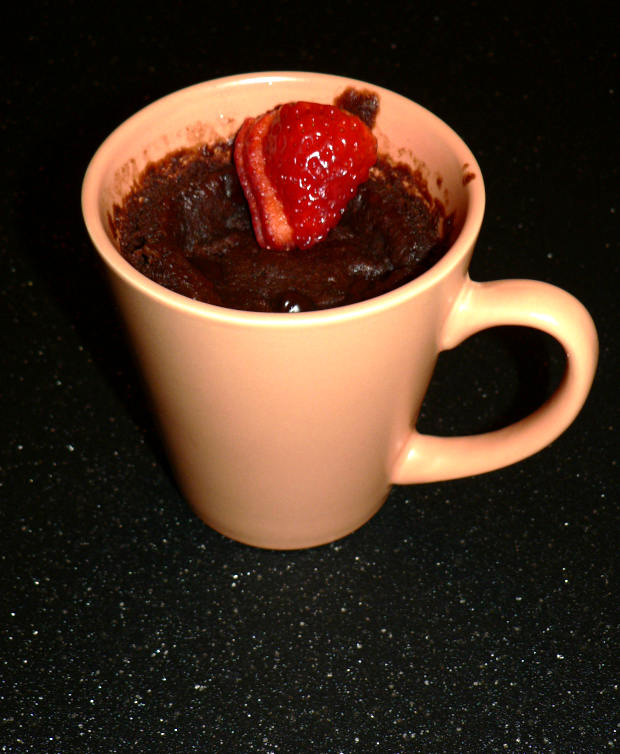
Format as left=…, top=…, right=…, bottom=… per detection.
left=81, top=71, right=486, bottom=328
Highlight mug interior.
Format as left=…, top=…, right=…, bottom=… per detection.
left=84, top=72, right=484, bottom=303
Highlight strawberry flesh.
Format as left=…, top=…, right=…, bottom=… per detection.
left=234, top=111, right=295, bottom=250
left=234, top=101, right=377, bottom=251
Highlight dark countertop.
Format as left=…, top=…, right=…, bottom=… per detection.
left=1, top=3, right=618, bottom=752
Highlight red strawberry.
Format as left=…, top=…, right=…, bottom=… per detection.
left=234, top=101, right=377, bottom=251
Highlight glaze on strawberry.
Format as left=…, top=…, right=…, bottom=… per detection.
left=234, top=101, right=377, bottom=251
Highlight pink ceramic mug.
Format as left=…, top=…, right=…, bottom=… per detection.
left=81, top=72, right=598, bottom=549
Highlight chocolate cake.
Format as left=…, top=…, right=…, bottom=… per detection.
left=112, top=94, right=451, bottom=313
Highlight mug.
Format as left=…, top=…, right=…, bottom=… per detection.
left=81, top=72, right=598, bottom=549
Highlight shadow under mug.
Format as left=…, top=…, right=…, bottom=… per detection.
left=82, top=72, right=598, bottom=549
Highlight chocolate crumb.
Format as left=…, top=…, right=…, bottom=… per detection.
left=334, top=88, right=380, bottom=129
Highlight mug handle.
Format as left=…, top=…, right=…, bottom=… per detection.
left=391, top=276, right=598, bottom=483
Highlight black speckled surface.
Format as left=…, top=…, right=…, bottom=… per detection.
left=1, top=2, right=618, bottom=752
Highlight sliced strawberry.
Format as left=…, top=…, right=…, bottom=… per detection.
left=234, top=101, right=377, bottom=251
left=234, top=110, right=295, bottom=250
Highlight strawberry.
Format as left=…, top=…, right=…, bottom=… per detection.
left=234, top=101, right=377, bottom=251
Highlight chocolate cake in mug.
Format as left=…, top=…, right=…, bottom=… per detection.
left=112, top=90, right=452, bottom=313
left=82, top=73, right=597, bottom=549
